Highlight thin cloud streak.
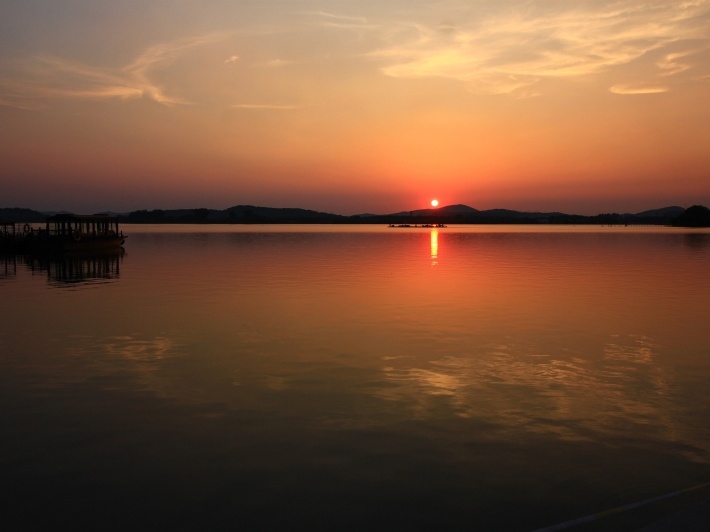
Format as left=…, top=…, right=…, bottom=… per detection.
left=311, top=11, right=374, bottom=30
left=251, top=59, right=294, bottom=68
left=656, top=45, right=710, bottom=75
left=610, top=84, right=670, bottom=94
left=0, top=34, right=224, bottom=109
left=369, top=1, right=710, bottom=94
left=230, top=103, right=302, bottom=110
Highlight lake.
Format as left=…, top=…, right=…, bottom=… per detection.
left=2, top=224, right=710, bottom=530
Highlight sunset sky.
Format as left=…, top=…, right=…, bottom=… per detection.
left=1, top=0, right=709, bottom=215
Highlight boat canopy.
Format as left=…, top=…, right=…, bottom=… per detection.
left=45, top=214, right=121, bottom=238
left=1, top=220, right=17, bottom=237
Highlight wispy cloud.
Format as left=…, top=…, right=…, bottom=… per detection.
left=311, top=11, right=373, bottom=30
left=369, top=1, right=710, bottom=95
left=0, top=34, right=223, bottom=109
left=656, top=45, right=710, bottom=76
left=230, top=103, right=302, bottom=110
left=224, top=55, right=240, bottom=65
left=252, top=59, right=294, bottom=68
left=610, top=84, right=670, bottom=95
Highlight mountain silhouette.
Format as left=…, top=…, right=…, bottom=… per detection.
left=0, top=204, right=697, bottom=225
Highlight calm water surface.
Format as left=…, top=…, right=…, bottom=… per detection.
left=2, top=224, right=710, bottom=530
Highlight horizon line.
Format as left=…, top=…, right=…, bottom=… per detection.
left=2, top=202, right=696, bottom=219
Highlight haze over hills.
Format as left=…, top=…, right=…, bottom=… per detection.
left=0, top=204, right=692, bottom=225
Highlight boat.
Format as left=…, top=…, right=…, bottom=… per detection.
left=1, top=220, right=21, bottom=252
left=387, top=223, right=447, bottom=228
left=7, top=214, right=127, bottom=253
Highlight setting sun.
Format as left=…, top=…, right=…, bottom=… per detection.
left=431, top=199, right=439, bottom=207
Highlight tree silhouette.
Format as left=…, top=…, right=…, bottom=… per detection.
left=673, top=205, right=710, bottom=227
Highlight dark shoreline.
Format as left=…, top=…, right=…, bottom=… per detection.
left=3, top=204, right=709, bottom=227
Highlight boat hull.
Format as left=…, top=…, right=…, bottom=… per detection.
left=30, top=236, right=126, bottom=253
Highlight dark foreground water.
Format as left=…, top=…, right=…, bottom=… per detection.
left=2, top=225, right=710, bottom=531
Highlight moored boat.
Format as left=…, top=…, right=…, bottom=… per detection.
left=1, top=220, right=24, bottom=252
left=387, top=223, right=447, bottom=228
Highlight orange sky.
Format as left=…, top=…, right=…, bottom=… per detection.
left=1, top=1, right=709, bottom=215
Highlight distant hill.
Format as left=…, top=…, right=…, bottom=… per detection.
left=121, top=205, right=346, bottom=224
left=480, top=208, right=566, bottom=221
left=0, top=208, right=46, bottom=222
left=0, top=204, right=704, bottom=225
left=224, top=205, right=344, bottom=222
left=636, top=206, right=685, bottom=218
left=40, top=210, right=76, bottom=217
left=377, top=204, right=702, bottom=225
left=389, top=204, right=480, bottom=217
left=386, top=205, right=566, bottom=223
left=672, top=205, right=710, bottom=227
